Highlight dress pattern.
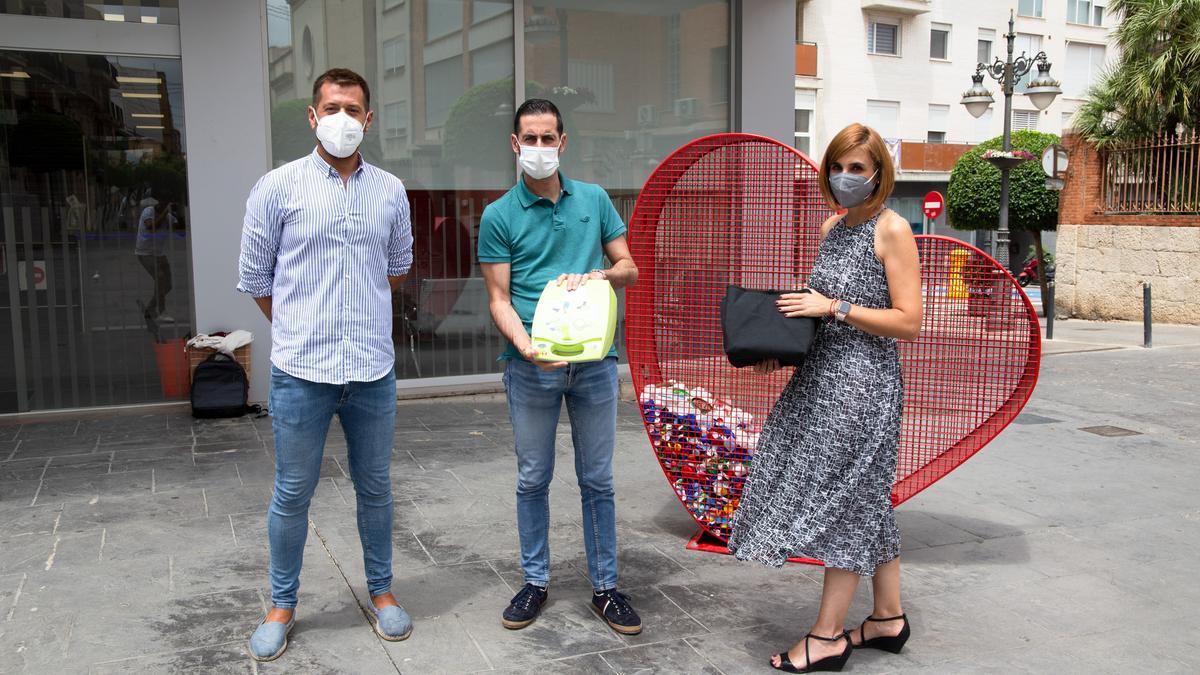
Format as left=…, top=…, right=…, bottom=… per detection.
left=727, top=212, right=903, bottom=575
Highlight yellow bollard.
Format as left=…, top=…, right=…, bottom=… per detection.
left=947, top=248, right=970, bottom=299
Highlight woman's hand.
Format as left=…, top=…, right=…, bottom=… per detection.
left=753, top=358, right=781, bottom=374
left=777, top=289, right=832, bottom=318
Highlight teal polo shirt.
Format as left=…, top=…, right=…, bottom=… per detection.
left=477, top=173, right=627, bottom=360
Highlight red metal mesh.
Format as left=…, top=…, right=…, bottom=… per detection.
left=625, top=133, right=1041, bottom=544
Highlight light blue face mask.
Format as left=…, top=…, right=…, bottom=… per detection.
left=828, top=169, right=879, bottom=208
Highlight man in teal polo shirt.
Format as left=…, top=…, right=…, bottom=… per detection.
left=479, top=98, right=642, bottom=635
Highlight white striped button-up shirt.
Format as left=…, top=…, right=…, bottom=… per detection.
left=237, top=149, right=413, bottom=384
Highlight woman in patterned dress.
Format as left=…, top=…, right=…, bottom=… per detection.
left=726, top=124, right=923, bottom=673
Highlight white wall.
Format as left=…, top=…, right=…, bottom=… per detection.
left=179, top=0, right=274, bottom=402
left=797, top=0, right=1117, bottom=161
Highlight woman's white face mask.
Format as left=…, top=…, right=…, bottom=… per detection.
left=311, top=108, right=364, bottom=159
left=517, top=144, right=560, bottom=180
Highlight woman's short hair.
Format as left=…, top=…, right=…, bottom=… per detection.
left=817, top=123, right=895, bottom=215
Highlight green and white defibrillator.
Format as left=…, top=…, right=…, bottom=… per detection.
left=530, top=279, right=618, bottom=362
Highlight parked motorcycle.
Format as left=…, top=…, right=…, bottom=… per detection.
left=1017, top=255, right=1055, bottom=287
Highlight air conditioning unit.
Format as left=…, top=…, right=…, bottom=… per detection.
left=673, top=97, right=698, bottom=120
left=637, top=104, right=657, bottom=128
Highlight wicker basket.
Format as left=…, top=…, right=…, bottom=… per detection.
left=186, top=343, right=252, bottom=385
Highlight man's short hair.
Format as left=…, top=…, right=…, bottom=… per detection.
left=312, top=68, right=371, bottom=109
left=513, top=98, right=563, bottom=135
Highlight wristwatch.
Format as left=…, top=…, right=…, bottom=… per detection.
left=833, top=300, right=852, bottom=322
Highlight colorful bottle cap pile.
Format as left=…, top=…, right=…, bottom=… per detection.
left=639, top=383, right=759, bottom=538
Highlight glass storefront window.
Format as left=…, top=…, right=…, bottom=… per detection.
left=0, top=1, right=179, bottom=24
left=522, top=0, right=731, bottom=364
left=268, top=0, right=515, bottom=381
left=523, top=1, right=730, bottom=193
left=0, top=49, right=192, bottom=412
left=265, top=0, right=730, bottom=382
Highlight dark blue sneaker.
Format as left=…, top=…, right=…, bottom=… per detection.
left=501, top=583, right=547, bottom=630
left=591, top=589, right=642, bottom=635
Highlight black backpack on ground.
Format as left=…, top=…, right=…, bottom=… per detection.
left=190, top=353, right=251, bottom=418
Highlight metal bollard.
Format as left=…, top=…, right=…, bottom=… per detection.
left=1143, top=282, right=1152, bottom=348
left=1046, top=281, right=1055, bottom=340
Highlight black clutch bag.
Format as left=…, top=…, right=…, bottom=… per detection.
left=720, top=285, right=819, bottom=368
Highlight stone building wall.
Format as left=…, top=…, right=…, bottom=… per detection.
left=1055, top=135, right=1199, bottom=324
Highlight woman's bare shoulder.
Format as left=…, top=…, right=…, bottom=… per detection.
left=820, top=212, right=843, bottom=238
left=875, top=209, right=916, bottom=241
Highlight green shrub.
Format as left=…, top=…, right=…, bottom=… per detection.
left=947, top=130, right=1060, bottom=233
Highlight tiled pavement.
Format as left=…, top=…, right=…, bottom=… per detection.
left=1, top=320, right=1199, bottom=673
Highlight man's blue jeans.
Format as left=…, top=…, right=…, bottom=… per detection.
left=267, top=365, right=396, bottom=609
left=503, top=357, right=619, bottom=592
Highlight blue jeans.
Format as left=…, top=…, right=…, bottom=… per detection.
left=267, top=365, right=396, bottom=608
left=503, top=357, right=619, bottom=591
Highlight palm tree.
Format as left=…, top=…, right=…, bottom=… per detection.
left=1074, top=0, right=1200, bottom=147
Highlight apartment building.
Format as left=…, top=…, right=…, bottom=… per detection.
left=794, top=0, right=1117, bottom=241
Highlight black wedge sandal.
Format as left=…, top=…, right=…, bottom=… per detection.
left=853, top=613, right=910, bottom=654
left=771, top=632, right=852, bottom=673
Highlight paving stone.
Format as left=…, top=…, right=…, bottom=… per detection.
left=381, top=613, right=493, bottom=673
left=14, top=420, right=82, bottom=439
left=9, top=435, right=99, bottom=459
left=454, top=598, right=624, bottom=670
left=31, top=470, right=155, bottom=507
left=91, top=641, right=254, bottom=674
left=43, top=453, right=114, bottom=480
left=599, top=640, right=724, bottom=674
left=0, top=457, right=48, bottom=483
left=483, top=653, right=614, bottom=674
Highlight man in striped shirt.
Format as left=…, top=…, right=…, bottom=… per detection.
left=237, top=68, right=414, bottom=661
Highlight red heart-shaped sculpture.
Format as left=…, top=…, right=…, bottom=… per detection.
left=625, top=134, right=1040, bottom=544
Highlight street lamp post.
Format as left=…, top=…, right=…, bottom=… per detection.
left=961, top=10, right=1062, bottom=270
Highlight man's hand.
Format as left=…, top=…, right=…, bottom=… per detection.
left=519, top=343, right=567, bottom=370
left=253, top=296, right=272, bottom=322
left=555, top=270, right=605, bottom=292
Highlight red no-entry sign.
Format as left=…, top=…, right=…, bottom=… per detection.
left=923, top=191, right=944, bottom=219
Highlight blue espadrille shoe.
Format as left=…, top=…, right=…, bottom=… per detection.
left=248, top=614, right=295, bottom=662
left=372, top=602, right=413, bottom=641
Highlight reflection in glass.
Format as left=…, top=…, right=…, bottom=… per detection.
left=0, top=50, right=191, bottom=412
left=0, top=0, right=179, bottom=24
left=522, top=1, right=731, bottom=363
left=267, top=0, right=516, bottom=381
left=263, top=0, right=730, bottom=382
left=522, top=1, right=730, bottom=191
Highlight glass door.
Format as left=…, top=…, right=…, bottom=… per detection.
left=0, top=49, right=192, bottom=412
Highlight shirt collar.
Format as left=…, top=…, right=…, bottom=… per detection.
left=308, top=146, right=366, bottom=179
left=516, top=172, right=573, bottom=208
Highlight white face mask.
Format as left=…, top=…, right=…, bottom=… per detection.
left=312, top=108, right=364, bottom=159
left=518, top=144, right=560, bottom=180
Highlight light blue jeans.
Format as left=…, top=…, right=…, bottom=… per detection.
left=503, top=357, right=619, bottom=592
left=267, top=365, right=396, bottom=609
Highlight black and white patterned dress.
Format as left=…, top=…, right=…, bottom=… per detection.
left=728, top=212, right=903, bottom=576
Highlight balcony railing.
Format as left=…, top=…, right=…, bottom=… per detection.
left=795, top=42, right=817, bottom=77
left=898, top=141, right=974, bottom=173
left=860, top=0, right=931, bottom=15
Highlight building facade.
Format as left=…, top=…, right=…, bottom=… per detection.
left=0, top=0, right=795, bottom=414
left=793, top=0, right=1118, bottom=245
